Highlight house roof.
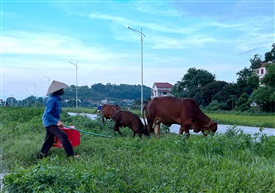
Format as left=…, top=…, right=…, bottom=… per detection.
left=255, top=62, right=275, bottom=70
left=153, top=82, right=173, bottom=88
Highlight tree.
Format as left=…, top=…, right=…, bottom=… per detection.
left=264, top=43, right=275, bottom=62
left=261, top=64, right=275, bottom=89
left=212, top=83, right=240, bottom=110
left=249, top=87, right=275, bottom=112
left=205, top=100, right=224, bottom=111
left=171, top=81, right=185, bottom=98
left=200, top=81, right=228, bottom=107
left=236, top=93, right=250, bottom=111
left=236, top=67, right=257, bottom=95
left=249, top=54, right=262, bottom=69
left=172, top=67, right=216, bottom=103
left=5, top=97, right=17, bottom=106
left=247, top=74, right=259, bottom=90
left=61, top=83, right=152, bottom=108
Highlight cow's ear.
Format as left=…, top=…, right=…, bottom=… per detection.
left=211, top=121, right=218, bottom=127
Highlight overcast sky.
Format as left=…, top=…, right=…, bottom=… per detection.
left=1, top=0, right=274, bottom=100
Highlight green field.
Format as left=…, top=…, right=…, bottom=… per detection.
left=207, top=113, right=275, bottom=128
left=1, top=107, right=274, bottom=192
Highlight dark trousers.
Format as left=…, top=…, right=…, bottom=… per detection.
left=40, top=125, right=74, bottom=157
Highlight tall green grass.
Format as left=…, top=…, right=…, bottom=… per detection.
left=1, top=108, right=274, bottom=192
left=208, top=113, right=275, bottom=128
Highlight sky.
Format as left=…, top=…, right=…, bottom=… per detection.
left=0, top=0, right=274, bottom=100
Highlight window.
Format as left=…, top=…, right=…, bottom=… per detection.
left=261, top=69, right=264, bottom=74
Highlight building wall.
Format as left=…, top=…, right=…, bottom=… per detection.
left=255, top=67, right=266, bottom=79
left=151, top=84, right=173, bottom=98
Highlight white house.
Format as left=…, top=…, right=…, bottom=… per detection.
left=254, top=63, right=268, bottom=81
left=254, top=62, right=275, bottom=87
left=151, top=82, right=173, bottom=99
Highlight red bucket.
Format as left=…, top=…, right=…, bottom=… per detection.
left=53, top=126, right=80, bottom=148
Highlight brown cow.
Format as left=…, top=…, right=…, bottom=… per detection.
left=101, top=104, right=120, bottom=123
left=143, top=97, right=218, bottom=138
left=111, top=110, right=149, bottom=138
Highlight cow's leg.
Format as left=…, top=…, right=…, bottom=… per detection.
left=147, top=118, right=154, bottom=134
left=136, top=130, right=142, bottom=138
left=179, top=125, right=190, bottom=138
left=131, top=127, right=136, bottom=138
left=154, top=123, right=160, bottom=139
left=113, top=123, right=123, bottom=136
left=131, top=127, right=142, bottom=138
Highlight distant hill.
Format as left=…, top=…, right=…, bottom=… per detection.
left=63, top=83, right=152, bottom=108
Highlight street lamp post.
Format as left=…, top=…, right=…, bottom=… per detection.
left=43, top=76, right=51, bottom=108
left=69, top=61, right=78, bottom=109
left=31, top=83, right=36, bottom=107
left=20, top=90, right=23, bottom=106
left=126, top=26, right=145, bottom=114
left=43, top=76, right=51, bottom=87
left=24, top=87, right=29, bottom=107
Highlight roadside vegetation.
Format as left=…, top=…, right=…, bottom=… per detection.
left=1, top=107, right=274, bottom=192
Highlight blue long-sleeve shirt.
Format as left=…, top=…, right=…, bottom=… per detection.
left=42, top=95, right=61, bottom=127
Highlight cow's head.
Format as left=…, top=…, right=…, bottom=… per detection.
left=210, top=121, right=218, bottom=133
left=203, top=120, right=218, bottom=135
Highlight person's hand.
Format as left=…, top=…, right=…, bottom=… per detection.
left=57, top=120, right=63, bottom=127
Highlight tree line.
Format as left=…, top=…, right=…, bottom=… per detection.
left=172, top=44, right=275, bottom=112
left=4, top=83, right=152, bottom=108
left=62, top=83, right=152, bottom=108
left=4, top=44, right=275, bottom=112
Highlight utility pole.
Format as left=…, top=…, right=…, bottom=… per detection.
left=31, top=83, right=36, bottom=107
left=126, top=25, right=145, bottom=114
left=69, top=61, right=79, bottom=108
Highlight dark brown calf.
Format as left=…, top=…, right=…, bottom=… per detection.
left=111, top=110, right=149, bottom=138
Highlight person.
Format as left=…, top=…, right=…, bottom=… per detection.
left=37, top=80, right=79, bottom=159
left=97, top=104, right=102, bottom=113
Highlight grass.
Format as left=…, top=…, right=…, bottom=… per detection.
left=207, top=113, right=275, bottom=128
left=1, top=107, right=275, bottom=192
left=2, top=134, right=275, bottom=192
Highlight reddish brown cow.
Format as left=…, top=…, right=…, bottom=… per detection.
left=101, top=104, right=120, bottom=123
left=143, top=97, right=218, bottom=138
left=111, top=110, right=149, bottom=138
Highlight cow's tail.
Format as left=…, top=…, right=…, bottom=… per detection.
left=142, top=103, right=147, bottom=129
left=142, top=103, right=150, bottom=135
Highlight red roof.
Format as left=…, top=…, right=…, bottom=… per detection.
left=153, top=82, right=173, bottom=88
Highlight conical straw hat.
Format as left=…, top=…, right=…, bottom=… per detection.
left=46, top=80, right=68, bottom=95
